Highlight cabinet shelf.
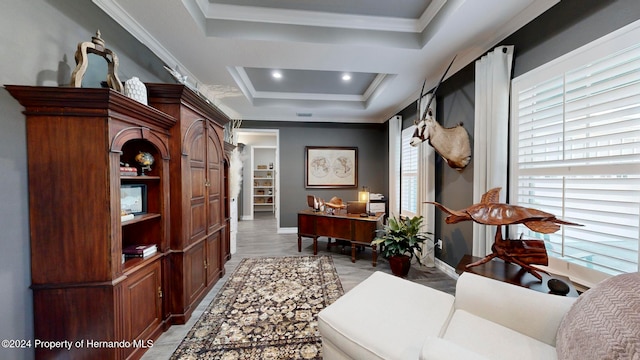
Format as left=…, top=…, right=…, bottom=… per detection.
left=122, top=213, right=161, bottom=226
left=121, top=175, right=161, bottom=181
left=253, top=160, right=275, bottom=213
left=123, top=252, right=163, bottom=274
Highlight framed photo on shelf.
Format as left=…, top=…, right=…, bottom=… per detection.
left=305, top=146, right=357, bottom=189
left=120, top=184, right=147, bottom=215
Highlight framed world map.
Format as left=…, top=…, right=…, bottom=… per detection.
left=305, top=146, right=357, bottom=188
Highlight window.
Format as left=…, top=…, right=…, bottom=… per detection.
left=401, top=126, right=418, bottom=216
left=510, top=21, right=640, bottom=277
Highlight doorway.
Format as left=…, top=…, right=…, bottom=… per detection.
left=235, top=129, right=280, bottom=229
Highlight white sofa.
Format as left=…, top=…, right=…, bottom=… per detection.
left=318, top=271, right=576, bottom=360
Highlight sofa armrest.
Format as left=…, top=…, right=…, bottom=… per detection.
left=419, top=337, right=490, bottom=360
left=454, top=272, right=576, bottom=345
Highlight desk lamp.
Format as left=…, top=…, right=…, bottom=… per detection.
left=358, top=186, right=370, bottom=216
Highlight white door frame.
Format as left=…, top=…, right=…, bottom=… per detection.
left=235, top=128, right=280, bottom=230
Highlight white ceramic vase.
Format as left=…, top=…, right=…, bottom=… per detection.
left=124, top=77, right=147, bottom=105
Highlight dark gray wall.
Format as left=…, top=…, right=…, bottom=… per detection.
left=0, top=1, right=172, bottom=359
left=506, top=0, right=640, bottom=78
left=426, top=0, right=640, bottom=268
left=1, top=2, right=639, bottom=358
left=434, top=65, right=476, bottom=265
left=241, top=121, right=388, bottom=227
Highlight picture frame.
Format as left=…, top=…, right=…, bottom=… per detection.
left=305, top=146, right=357, bottom=188
left=120, top=184, right=147, bottom=215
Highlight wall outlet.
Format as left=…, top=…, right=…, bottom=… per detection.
left=437, top=239, right=443, bottom=249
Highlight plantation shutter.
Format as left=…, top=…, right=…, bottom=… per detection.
left=512, top=38, right=640, bottom=276
left=401, top=126, right=419, bottom=216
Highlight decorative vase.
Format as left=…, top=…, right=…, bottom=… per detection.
left=388, top=255, right=411, bottom=277
left=124, top=77, right=147, bottom=105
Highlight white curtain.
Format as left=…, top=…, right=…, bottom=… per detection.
left=472, top=45, right=514, bottom=257
left=417, top=95, right=436, bottom=267
left=388, top=115, right=402, bottom=218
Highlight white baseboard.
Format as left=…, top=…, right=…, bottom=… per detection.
left=278, top=227, right=297, bottom=234
left=435, top=258, right=459, bottom=280
left=240, top=215, right=253, bottom=221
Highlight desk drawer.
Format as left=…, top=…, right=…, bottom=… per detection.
left=353, top=221, right=377, bottom=243
left=316, top=217, right=351, bottom=239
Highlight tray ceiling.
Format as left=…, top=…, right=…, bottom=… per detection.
left=93, top=0, right=558, bottom=123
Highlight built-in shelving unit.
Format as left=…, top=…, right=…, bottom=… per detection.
left=8, top=83, right=231, bottom=360
left=253, top=168, right=275, bottom=213
left=6, top=85, right=174, bottom=360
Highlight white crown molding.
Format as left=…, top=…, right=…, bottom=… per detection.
left=192, top=0, right=447, bottom=33
left=229, top=66, right=386, bottom=104
left=416, top=0, right=448, bottom=32
left=363, top=74, right=390, bottom=101
left=493, top=0, right=561, bottom=50
left=92, top=0, right=183, bottom=75
left=253, top=91, right=364, bottom=102
left=91, top=0, right=242, bottom=120
left=244, top=114, right=378, bottom=123
left=384, top=0, right=560, bottom=124
left=227, top=66, right=255, bottom=106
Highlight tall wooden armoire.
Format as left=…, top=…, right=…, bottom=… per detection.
left=6, top=86, right=175, bottom=360
left=146, top=84, right=230, bottom=325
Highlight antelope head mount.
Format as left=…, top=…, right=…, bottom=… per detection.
left=411, top=57, right=471, bottom=171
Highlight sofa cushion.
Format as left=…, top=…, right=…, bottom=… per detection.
left=454, top=272, right=576, bottom=346
left=419, top=336, right=490, bottom=360
left=442, top=310, right=558, bottom=360
left=556, top=272, right=640, bottom=360
left=318, top=271, right=455, bottom=359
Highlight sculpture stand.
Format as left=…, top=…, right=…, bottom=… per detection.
left=465, top=226, right=549, bottom=281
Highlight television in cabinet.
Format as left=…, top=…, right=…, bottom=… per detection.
left=146, top=83, right=230, bottom=325
left=6, top=85, right=175, bottom=360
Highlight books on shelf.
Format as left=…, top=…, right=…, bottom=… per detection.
left=121, top=213, right=135, bottom=222
left=123, top=244, right=157, bottom=258
left=120, top=166, right=138, bottom=176
left=121, top=210, right=135, bottom=222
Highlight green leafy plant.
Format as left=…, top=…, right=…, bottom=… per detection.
left=372, top=215, right=432, bottom=265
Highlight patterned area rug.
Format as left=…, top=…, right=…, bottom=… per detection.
left=170, top=255, right=344, bottom=360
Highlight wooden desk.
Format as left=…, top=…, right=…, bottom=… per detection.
left=456, top=254, right=579, bottom=297
left=297, top=209, right=384, bottom=266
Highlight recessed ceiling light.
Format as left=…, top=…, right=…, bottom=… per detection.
left=342, top=73, right=352, bottom=81
left=272, top=70, right=282, bottom=79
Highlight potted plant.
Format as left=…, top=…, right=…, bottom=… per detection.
left=372, top=215, right=432, bottom=277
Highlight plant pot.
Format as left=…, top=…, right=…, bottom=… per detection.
left=388, top=255, right=411, bottom=277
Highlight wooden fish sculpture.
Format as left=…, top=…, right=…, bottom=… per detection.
left=427, top=187, right=582, bottom=280
left=429, top=187, right=581, bottom=233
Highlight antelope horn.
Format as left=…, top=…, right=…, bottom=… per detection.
left=415, top=79, right=427, bottom=125
left=421, top=55, right=457, bottom=122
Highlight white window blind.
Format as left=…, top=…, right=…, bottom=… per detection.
left=401, top=126, right=418, bottom=216
left=511, top=23, right=640, bottom=276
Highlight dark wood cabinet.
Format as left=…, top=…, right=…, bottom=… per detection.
left=146, top=84, right=230, bottom=325
left=122, top=259, right=163, bottom=359
left=6, top=85, right=175, bottom=360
